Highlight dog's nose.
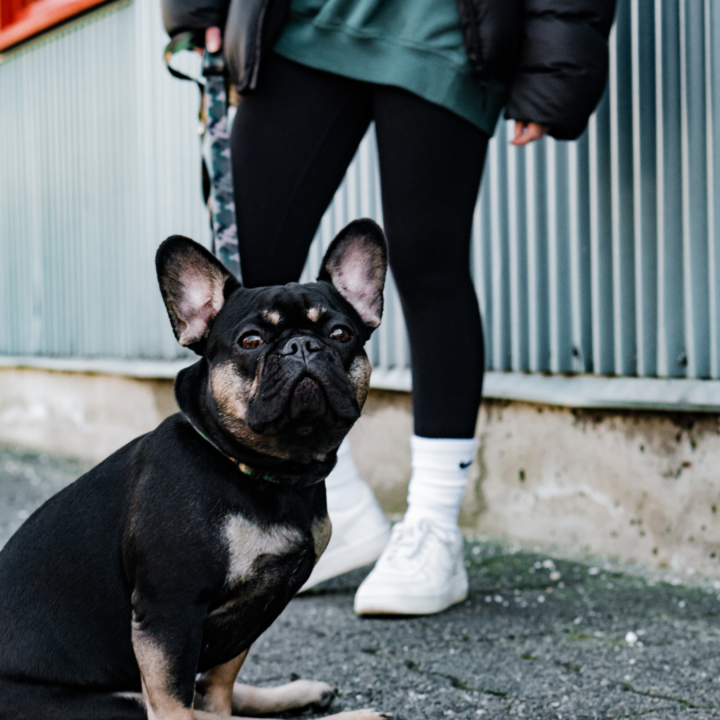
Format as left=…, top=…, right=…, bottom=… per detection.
left=279, top=335, right=322, bottom=361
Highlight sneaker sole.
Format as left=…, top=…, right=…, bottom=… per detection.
left=354, top=587, right=468, bottom=616
left=298, top=526, right=391, bottom=592
left=354, top=568, right=469, bottom=616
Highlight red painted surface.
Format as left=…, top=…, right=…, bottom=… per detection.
left=0, top=0, right=107, bottom=51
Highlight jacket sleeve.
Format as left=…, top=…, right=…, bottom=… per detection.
left=504, top=0, right=617, bottom=140
left=161, top=0, right=231, bottom=38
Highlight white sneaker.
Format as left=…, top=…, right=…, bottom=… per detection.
left=353, top=519, right=468, bottom=615
left=299, top=483, right=391, bottom=592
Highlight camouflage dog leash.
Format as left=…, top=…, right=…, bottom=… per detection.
left=164, top=34, right=241, bottom=280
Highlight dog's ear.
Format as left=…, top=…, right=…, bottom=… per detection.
left=156, top=236, right=240, bottom=352
left=318, top=219, right=388, bottom=331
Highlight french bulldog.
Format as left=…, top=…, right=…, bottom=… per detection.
left=0, top=219, right=390, bottom=720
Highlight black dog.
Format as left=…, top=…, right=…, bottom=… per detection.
left=0, top=219, right=389, bottom=720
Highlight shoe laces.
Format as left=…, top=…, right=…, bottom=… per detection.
left=382, top=519, right=438, bottom=566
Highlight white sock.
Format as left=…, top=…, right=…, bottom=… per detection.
left=403, top=435, right=477, bottom=533
left=325, top=437, right=369, bottom=512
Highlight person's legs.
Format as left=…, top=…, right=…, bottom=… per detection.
left=231, top=53, right=372, bottom=287
left=230, top=54, right=390, bottom=589
left=354, top=86, right=489, bottom=615
left=374, top=87, right=488, bottom=440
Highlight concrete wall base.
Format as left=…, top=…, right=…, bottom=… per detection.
left=473, top=402, right=720, bottom=581
left=0, top=368, right=176, bottom=461
left=1, top=368, right=718, bottom=580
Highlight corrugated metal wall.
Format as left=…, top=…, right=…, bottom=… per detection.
left=0, top=0, right=208, bottom=363
left=310, top=0, right=720, bottom=386
left=2, top=0, right=720, bottom=394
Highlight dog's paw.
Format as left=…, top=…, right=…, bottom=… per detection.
left=291, top=679, right=335, bottom=710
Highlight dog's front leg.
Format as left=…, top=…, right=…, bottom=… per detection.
left=230, top=679, right=335, bottom=715
left=197, top=657, right=380, bottom=718
left=196, top=651, right=248, bottom=715
left=196, top=653, right=335, bottom=716
left=131, top=600, right=207, bottom=720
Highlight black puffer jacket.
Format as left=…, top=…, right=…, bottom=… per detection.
left=457, top=0, right=617, bottom=139
left=162, top=0, right=617, bottom=140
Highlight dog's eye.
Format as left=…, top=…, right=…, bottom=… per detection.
left=240, top=334, right=263, bottom=349
left=330, top=326, right=351, bottom=343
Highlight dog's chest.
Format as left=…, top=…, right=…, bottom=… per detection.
left=198, top=512, right=327, bottom=669
left=222, top=513, right=306, bottom=586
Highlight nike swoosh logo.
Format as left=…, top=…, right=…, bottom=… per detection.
left=459, top=461, right=472, bottom=469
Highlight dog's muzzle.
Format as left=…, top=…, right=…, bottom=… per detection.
left=246, top=335, right=360, bottom=436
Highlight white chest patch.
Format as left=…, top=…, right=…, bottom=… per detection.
left=223, top=514, right=305, bottom=586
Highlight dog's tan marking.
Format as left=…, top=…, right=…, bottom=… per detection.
left=306, top=306, right=325, bottom=323
left=193, top=711, right=237, bottom=720
left=196, top=678, right=386, bottom=720
left=196, top=652, right=247, bottom=716
left=224, top=514, right=304, bottom=585
left=132, top=628, right=191, bottom=720
left=211, top=361, right=258, bottom=422
left=211, top=360, right=302, bottom=461
left=198, top=675, right=385, bottom=719
left=195, top=706, right=388, bottom=720
left=196, top=701, right=387, bottom=720
left=194, top=650, right=387, bottom=720
left=230, top=679, right=334, bottom=715
left=262, top=310, right=282, bottom=325
left=311, top=515, right=332, bottom=563
left=348, top=354, right=372, bottom=408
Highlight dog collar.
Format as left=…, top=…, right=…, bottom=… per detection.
left=184, top=417, right=325, bottom=488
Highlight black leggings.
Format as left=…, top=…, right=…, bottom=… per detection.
left=231, top=54, right=489, bottom=438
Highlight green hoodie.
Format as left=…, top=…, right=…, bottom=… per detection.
left=274, top=0, right=508, bottom=135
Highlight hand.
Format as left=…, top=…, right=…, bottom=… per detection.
left=511, top=121, right=549, bottom=146
left=205, top=26, right=222, bottom=53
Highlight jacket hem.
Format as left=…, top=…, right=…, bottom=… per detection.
left=274, top=17, right=507, bottom=136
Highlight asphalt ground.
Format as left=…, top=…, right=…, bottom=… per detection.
left=1, top=444, right=719, bottom=719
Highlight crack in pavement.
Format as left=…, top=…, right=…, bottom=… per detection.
left=620, top=681, right=715, bottom=711
left=403, top=659, right=507, bottom=698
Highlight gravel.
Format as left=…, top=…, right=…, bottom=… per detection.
left=1, top=445, right=718, bottom=719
